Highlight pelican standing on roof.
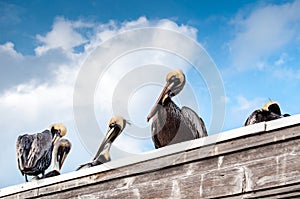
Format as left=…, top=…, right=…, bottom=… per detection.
left=44, top=138, right=72, bottom=178
left=16, top=124, right=67, bottom=182
left=77, top=115, right=127, bottom=170
left=244, top=101, right=290, bottom=126
left=147, top=69, right=207, bottom=149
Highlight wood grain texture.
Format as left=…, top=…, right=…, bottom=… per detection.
left=2, top=123, right=300, bottom=199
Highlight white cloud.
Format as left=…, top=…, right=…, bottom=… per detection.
left=228, top=0, right=300, bottom=71
left=0, top=16, right=204, bottom=187
left=35, top=17, right=88, bottom=56
left=0, top=73, right=72, bottom=127
left=0, top=40, right=80, bottom=92
left=84, top=16, right=198, bottom=54
left=0, top=42, right=23, bottom=58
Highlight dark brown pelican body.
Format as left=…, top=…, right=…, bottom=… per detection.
left=16, top=124, right=67, bottom=182
left=77, top=116, right=126, bottom=170
left=244, top=101, right=290, bottom=126
left=147, top=69, right=207, bottom=149
left=151, top=97, right=207, bottom=148
left=16, top=131, right=52, bottom=181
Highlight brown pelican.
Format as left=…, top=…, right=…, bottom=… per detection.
left=244, top=101, right=290, bottom=126
left=77, top=115, right=127, bottom=170
left=16, top=124, right=67, bottom=182
left=44, top=138, right=72, bottom=178
left=147, top=69, right=207, bottom=149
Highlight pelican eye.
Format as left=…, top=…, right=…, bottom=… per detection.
left=169, top=75, right=177, bottom=82
left=109, top=122, right=116, bottom=128
left=171, top=76, right=182, bottom=86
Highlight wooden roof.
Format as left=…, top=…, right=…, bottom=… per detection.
left=1, top=114, right=300, bottom=198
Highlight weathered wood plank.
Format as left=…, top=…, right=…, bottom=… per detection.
left=50, top=125, right=299, bottom=195
left=220, top=182, right=300, bottom=198
left=0, top=121, right=267, bottom=198
left=7, top=129, right=300, bottom=198
left=27, top=136, right=300, bottom=199
left=1, top=116, right=300, bottom=198
left=201, top=167, right=244, bottom=198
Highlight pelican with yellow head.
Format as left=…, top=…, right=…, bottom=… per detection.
left=147, top=69, right=207, bottom=149
left=77, top=115, right=127, bottom=170
left=16, top=123, right=67, bottom=181
left=244, top=101, right=290, bottom=126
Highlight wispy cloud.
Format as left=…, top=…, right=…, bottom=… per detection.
left=273, top=67, right=300, bottom=80
left=274, top=53, right=289, bottom=66
left=0, top=2, right=23, bottom=25
left=228, top=0, right=300, bottom=71
left=224, top=95, right=266, bottom=129
left=234, top=96, right=265, bottom=112
left=271, top=52, right=300, bottom=80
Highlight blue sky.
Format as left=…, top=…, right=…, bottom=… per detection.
left=1, top=0, right=300, bottom=188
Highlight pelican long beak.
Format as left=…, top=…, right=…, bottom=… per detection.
left=58, top=151, right=67, bottom=170
left=52, top=132, right=61, bottom=143
left=147, top=81, right=174, bottom=122
left=93, top=126, right=121, bottom=162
